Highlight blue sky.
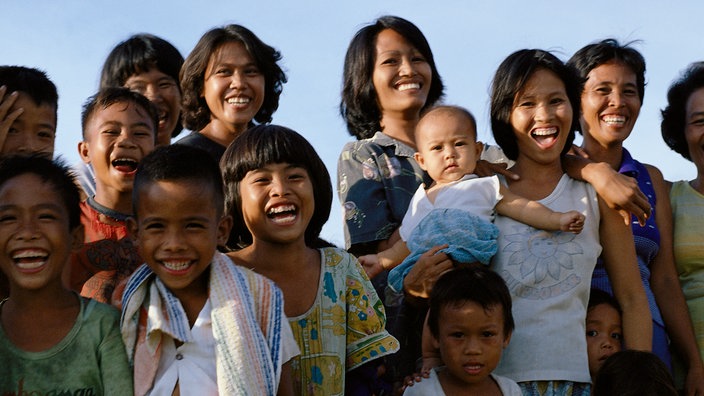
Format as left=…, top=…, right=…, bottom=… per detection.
left=2, top=1, right=700, bottom=246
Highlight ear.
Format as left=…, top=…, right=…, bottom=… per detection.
left=216, top=215, right=233, bottom=246
left=414, top=152, right=428, bottom=171
left=70, top=224, right=85, bottom=251
left=77, top=141, right=91, bottom=164
left=475, top=141, right=484, bottom=158
left=431, top=332, right=440, bottom=350
left=126, top=217, right=139, bottom=245
left=502, top=330, right=512, bottom=349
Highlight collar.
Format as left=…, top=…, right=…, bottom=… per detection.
left=86, top=196, right=131, bottom=222
left=617, top=148, right=639, bottom=178
left=370, top=131, right=417, bottom=158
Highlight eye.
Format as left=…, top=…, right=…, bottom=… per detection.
left=481, top=330, right=497, bottom=338
left=449, top=331, right=464, bottom=339
left=596, top=86, right=611, bottom=94
left=586, top=330, right=598, bottom=337
left=611, top=332, right=623, bottom=341
left=101, top=128, right=120, bottom=136
left=8, top=127, right=19, bottom=135
left=159, top=80, right=176, bottom=90
left=624, top=88, right=638, bottom=96
left=380, top=57, right=398, bottom=66
left=38, top=130, right=55, bottom=139
left=186, top=222, right=206, bottom=230
left=245, top=67, right=261, bottom=76
left=144, top=222, right=164, bottom=231
left=0, top=214, right=16, bottom=223
left=550, top=97, right=566, bottom=105
left=430, top=144, right=442, bottom=151
left=517, top=100, right=534, bottom=108
left=215, top=67, right=232, bottom=76
left=691, top=117, right=704, bottom=126
left=127, top=84, right=147, bottom=94
left=455, top=140, right=467, bottom=147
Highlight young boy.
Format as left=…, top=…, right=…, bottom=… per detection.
left=404, top=266, right=521, bottom=395
left=586, top=288, right=623, bottom=380
left=0, top=155, right=132, bottom=394
left=359, top=105, right=585, bottom=291
left=0, top=66, right=58, bottom=158
left=69, top=87, right=157, bottom=304
left=121, top=144, right=298, bottom=395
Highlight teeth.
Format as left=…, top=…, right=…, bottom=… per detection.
left=12, top=249, right=48, bottom=270
left=602, top=115, right=626, bottom=125
left=162, top=260, right=191, bottom=271
left=398, top=83, right=420, bottom=91
left=268, top=205, right=296, bottom=215
left=532, top=127, right=557, bottom=136
left=12, top=250, right=48, bottom=259
left=227, top=97, right=251, bottom=105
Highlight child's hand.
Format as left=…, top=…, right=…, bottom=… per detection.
left=561, top=211, right=585, bottom=234
left=0, top=86, right=23, bottom=151
left=421, top=356, right=443, bottom=375
left=358, top=254, right=384, bottom=279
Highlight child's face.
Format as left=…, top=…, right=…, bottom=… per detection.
left=586, top=303, right=623, bottom=377
left=432, top=301, right=510, bottom=389
left=124, top=68, right=182, bottom=146
left=2, top=92, right=56, bottom=158
left=78, top=101, right=156, bottom=198
left=372, top=28, right=431, bottom=117
left=238, top=163, right=314, bottom=246
left=0, top=174, right=82, bottom=291
left=129, top=180, right=231, bottom=298
left=202, top=41, right=265, bottom=135
left=414, top=113, right=482, bottom=186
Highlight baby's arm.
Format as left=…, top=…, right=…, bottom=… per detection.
left=358, top=240, right=410, bottom=279
left=496, top=183, right=585, bottom=233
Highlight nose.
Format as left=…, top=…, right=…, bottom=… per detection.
left=229, top=71, right=245, bottom=89
left=142, top=84, right=163, bottom=103
left=115, top=131, right=137, bottom=148
left=398, top=56, right=416, bottom=77
left=608, top=91, right=624, bottom=108
left=269, top=176, right=290, bottom=197
left=462, top=337, right=482, bottom=355
left=163, top=228, right=187, bottom=251
left=15, top=218, right=39, bottom=241
left=534, top=102, right=554, bottom=123
left=444, top=146, right=457, bottom=159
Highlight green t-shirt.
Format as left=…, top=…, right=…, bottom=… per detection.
left=0, top=296, right=133, bottom=395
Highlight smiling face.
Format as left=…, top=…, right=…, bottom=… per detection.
left=586, top=303, right=623, bottom=378
left=130, top=180, right=230, bottom=299
left=238, top=162, right=314, bottom=247
left=414, top=110, right=482, bottom=185
left=685, top=87, right=704, bottom=175
left=580, top=62, right=641, bottom=150
left=372, top=28, right=432, bottom=124
left=433, top=301, right=510, bottom=392
left=201, top=41, right=265, bottom=141
left=2, top=93, right=56, bottom=158
left=510, top=68, right=573, bottom=166
left=124, top=68, right=181, bottom=146
left=78, top=101, right=156, bottom=204
left=0, top=174, right=82, bottom=292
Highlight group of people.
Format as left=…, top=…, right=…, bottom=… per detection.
left=0, top=13, right=702, bottom=396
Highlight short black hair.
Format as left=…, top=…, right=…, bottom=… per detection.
left=0, top=66, right=58, bottom=113
left=340, top=15, right=444, bottom=139
left=180, top=24, right=287, bottom=132
left=587, top=288, right=622, bottom=315
left=221, top=124, right=332, bottom=248
left=0, top=155, right=80, bottom=231
left=99, top=33, right=184, bottom=138
left=81, top=87, right=159, bottom=141
left=593, top=350, right=677, bottom=396
left=661, top=62, right=704, bottom=161
left=132, top=144, right=224, bottom=218
left=428, top=266, right=514, bottom=339
left=567, top=38, right=646, bottom=107
left=490, top=49, right=580, bottom=161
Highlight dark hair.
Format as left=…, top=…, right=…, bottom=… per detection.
left=418, top=105, right=477, bottom=139
left=0, top=66, right=58, bottom=112
left=340, top=15, right=444, bottom=139
left=133, top=144, right=224, bottom=218
left=81, top=87, right=159, bottom=141
left=661, top=62, right=704, bottom=161
left=490, top=49, right=580, bottom=161
left=99, top=34, right=185, bottom=138
left=588, top=288, right=622, bottom=315
left=0, top=155, right=80, bottom=230
left=180, top=24, right=287, bottom=132
left=567, top=39, right=646, bottom=109
left=428, top=266, right=514, bottom=339
left=221, top=124, right=332, bottom=248
left=593, top=350, right=677, bottom=396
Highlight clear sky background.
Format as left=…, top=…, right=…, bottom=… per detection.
left=2, top=1, right=701, bottom=246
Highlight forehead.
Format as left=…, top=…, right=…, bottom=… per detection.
left=374, top=28, right=415, bottom=54
left=586, top=61, right=637, bottom=83
left=686, top=87, right=704, bottom=115
left=518, top=68, right=566, bottom=97
left=89, top=101, right=153, bottom=126
left=439, top=300, right=504, bottom=324
left=0, top=173, right=62, bottom=206
left=208, top=40, right=253, bottom=66
left=416, top=111, right=476, bottom=142
left=137, top=179, right=218, bottom=213
left=11, top=93, right=56, bottom=121
left=125, top=67, right=175, bottom=83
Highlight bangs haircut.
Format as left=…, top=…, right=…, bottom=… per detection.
left=491, top=49, right=580, bottom=161
left=0, top=155, right=80, bottom=230
left=81, top=87, right=159, bottom=141
left=0, top=65, right=58, bottom=111
left=428, top=266, right=514, bottom=339
left=99, top=34, right=184, bottom=137
left=180, top=24, right=287, bottom=132
left=340, top=15, right=444, bottom=139
left=132, top=144, right=224, bottom=218
left=221, top=124, right=332, bottom=248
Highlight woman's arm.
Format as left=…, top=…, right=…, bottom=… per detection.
left=646, top=165, right=704, bottom=396
left=598, top=196, right=652, bottom=351
left=563, top=153, right=651, bottom=226
left=402, top=245, right=453, bottom=307
left=276, top=361, right=294, bottom=396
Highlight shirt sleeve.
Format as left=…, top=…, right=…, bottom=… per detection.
left=341, top=251, right=399, bottom=370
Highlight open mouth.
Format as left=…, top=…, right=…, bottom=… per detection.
left=267, top=204, right=298, bottom=224
left=12, top=249, right=49, bottom=271
left=531, top=127, right=558, bottom=146
left=161, top=259, right=193, bottom=273
left=227, top=97, right=251, bottom=106
left=397, top=82, right=421, bottom=92
left=601, top=115, right=627, bottom=127
left=112, top=158, right=139, bottom=174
